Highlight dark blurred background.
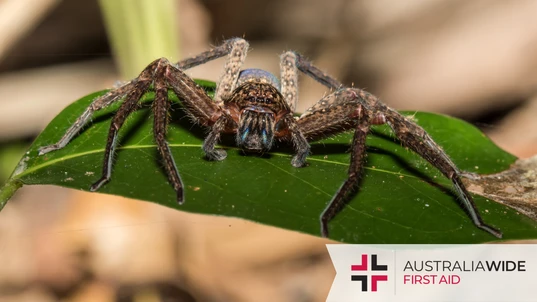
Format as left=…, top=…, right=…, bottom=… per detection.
left=1, top=0, right=537, bottom=301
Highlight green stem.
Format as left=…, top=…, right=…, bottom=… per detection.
left=98, top=0, right=180, bottom=79
left=0, top=179, right=23, bottom=212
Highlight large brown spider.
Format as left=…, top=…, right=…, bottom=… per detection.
left=38, top=38, right=501, bottom=238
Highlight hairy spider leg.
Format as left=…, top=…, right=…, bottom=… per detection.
left=172, top=38, right=248, bottom=163
left=295, top=89, right=369, bottom=237
left=174, top=38, right=249, bottom=161
left=90, top=75, right=152, bottom=192
left=154, top=58, right=236, bottom=203
left=295, top=83, right=501, bottom=238
left=177, top=39, right=241, bottom=70
left=38, top=40, right=241, bottom=156
left=280, top=52, right=299, bottom=111
left=39, top=39, right=250, bottom=201
left=153, top=64, right=185, bottom=203
left=278, top=51, right=345, bottom=112
left=177, top=38, right=249, bottom=105
left=164, top=62, right=234, bottom=163
left=285, top=53, right=501, bottom=238
left=321, top=116, right=370, bottom=237
left=295, top=53, right=343, bottom=90
left=380, top=104, right=502, bottom=238
left=213, top=39, right=249, bottom=104
left=282, top=115, right=310, bottom=168
left=37, top=80, right=138, bottom=155
left=202, top=116, right=229, bottom=161
left=92, top=56, right=231, bottom=202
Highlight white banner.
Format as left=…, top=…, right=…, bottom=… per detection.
left=326, top=244, right=537, bottom=302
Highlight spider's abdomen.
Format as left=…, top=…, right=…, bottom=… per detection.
left=237, top=69, right=281, bottom=90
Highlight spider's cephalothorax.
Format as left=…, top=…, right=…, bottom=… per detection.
left=38, top=38, right=503, bottom=239
left=225, top=78, right=290, bottom=151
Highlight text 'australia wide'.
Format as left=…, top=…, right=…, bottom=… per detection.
left=403, top=260, right=526, bottom=272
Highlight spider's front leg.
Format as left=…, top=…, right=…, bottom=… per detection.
left=195, top=38, right=250, bottom=161
left=201, top=116, right=230, bottom=161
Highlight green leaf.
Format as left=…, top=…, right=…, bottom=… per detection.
left=0, top=142, right=28, bottom=183
left=2, top=81, right=537, bottom=243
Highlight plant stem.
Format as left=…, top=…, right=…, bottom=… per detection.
left=98, top=0, right=180, bottom=79
left=0, top=179, right=22, bottom=211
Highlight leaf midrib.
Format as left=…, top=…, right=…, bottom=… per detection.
left=17, top=143, right=432, bottom=182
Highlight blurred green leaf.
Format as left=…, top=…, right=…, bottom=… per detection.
left=0, top=142, right=28, bottom=183
left=2, top=81, right=536, bottom=243
left=98, top=0, right=180, bottom=79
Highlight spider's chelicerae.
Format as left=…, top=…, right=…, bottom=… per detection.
left=39, top=38, right=501, bottom=238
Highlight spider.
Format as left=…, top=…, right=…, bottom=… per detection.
left=38, top=38, right=501, bottom=239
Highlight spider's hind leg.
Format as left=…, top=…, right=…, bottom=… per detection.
left=89, top=59, right=162, bottom=193
left=153, top=65, right=185, bottom=204
left=38, top=80, right=138, bottom=155
left=295, top=88, right=374, bottom=237
left=90, top=79, right=152, bottom=192
left=296, top=87, right=501, bottom=238
left=320, top=116, right=370, bottom=237
left=380, top=104, right=502, bottom=238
